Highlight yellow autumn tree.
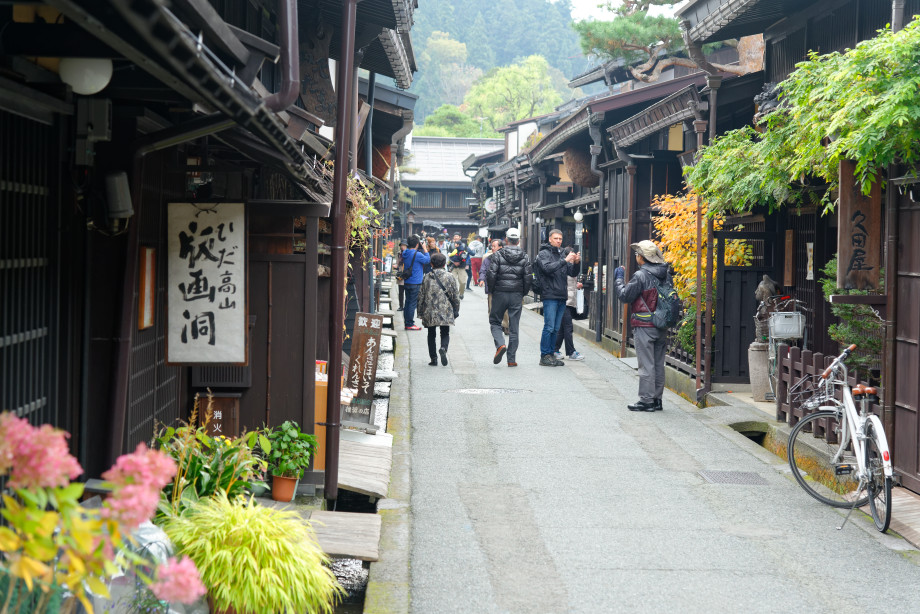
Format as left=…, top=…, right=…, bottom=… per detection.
left=651, top=191, right=752, bottom=301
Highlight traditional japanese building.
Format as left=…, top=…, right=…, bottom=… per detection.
left=0, top=0, right=416, bottom=491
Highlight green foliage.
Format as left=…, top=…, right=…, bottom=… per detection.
left=415, top=104, right=500, bottom=138
left=264, top=421, right=317, bottom=479
left=413, top=32, right=483, bottom=113
left=463, top=55, right=566, bottom=132
left=573, top=2, right=683, bottom=65
left=409, top=0, right=584, bottom=120
left=686, top=18, right=920, bottom=214
left=820, top=255, right=885, bottom=375
left=684, top=126, right=802, bottom=214
left=676, top=303, right=697, bottom=358
left=161, top=493, right=343, bottom=614
left=156, top=396, right=268, bottom=519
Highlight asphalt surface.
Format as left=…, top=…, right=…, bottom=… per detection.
left=404, top=287, right=920, bottom=614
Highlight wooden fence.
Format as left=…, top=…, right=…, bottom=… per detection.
left=775, top=345, right=883, bottom=438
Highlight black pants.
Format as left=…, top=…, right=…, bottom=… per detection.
left=554, top=306, right=576, bottom=356
left=398, top=283, right=405, bottom=308
left=427, top=326, right=450, bottom=359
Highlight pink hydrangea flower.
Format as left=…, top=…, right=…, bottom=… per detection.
left=101, top=483, right=162, bottom=530
left=149, top=556, right=206, bottom=604
left=103, top=443, right=176, bottom=489
left=0, top=412, right=83, bottom=489
left=102, top=443, right=176, bottom=529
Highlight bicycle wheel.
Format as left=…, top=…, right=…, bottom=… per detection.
left=788, top=411, right=870, bottom=508
left=864, top=422, right=892, bottom=532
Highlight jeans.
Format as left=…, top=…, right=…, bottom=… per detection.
left=540, top=299, right=566, bottom=356
left=489, top=292, right=523, bottom=362
left=403, top=283, right=421, bottom=327
left=397, top=283, right=405, bottom=309
left=554, top=306, right=576, bottom=356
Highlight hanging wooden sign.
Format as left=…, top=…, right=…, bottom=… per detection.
left=838, top=160, right=882, bottom=290
left=342, top=312, right=384, bottom=430
left=167, top=202, right=247, bottom=364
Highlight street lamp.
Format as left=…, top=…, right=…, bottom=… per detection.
left=573, top=208, right=584, bottom=222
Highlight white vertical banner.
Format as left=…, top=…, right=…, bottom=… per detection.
left=167, top=202, right=246, bottom=364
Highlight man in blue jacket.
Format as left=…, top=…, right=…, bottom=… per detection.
left=401, top=235, right=430, bottom=330
left=534, top=229, right=578, bottom=366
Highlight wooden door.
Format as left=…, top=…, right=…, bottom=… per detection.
left=714, top=230, right=776, bottom=383
left=892, top=191, right=920, bottom=492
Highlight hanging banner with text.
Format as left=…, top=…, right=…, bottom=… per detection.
left=838, top=160, right=881, bottom=290
left=342, top=312, right=384, bottom=429
left=167, top=202, right=246, bottom=364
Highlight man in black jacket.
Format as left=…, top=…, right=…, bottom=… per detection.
left=486, top=228, right=531, bottom=367
left=534, top=229, right=578, bottom=366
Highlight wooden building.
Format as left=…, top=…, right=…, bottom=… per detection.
left=677, top=0, right=920, bottom=492
left=0, top=0, right=416, bottom=487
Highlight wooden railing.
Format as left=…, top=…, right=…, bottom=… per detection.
left=775, top=344, right=883, bottom=430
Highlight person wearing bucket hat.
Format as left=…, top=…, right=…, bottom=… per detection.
left=613, top=239, right=670, bottom=411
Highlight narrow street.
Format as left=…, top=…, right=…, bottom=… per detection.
left=402, top=289, right=920, bottom=613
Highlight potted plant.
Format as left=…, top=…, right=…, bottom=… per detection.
left=160, top=493, right=342, bottom=614
left=155, top=395, right=271, bottom=518
left=264, top=421, right=317, bottom=502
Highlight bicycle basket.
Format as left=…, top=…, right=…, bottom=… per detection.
left=788, top=374, right=838, bottom=412
left=769, top=311, right=805, bottom=339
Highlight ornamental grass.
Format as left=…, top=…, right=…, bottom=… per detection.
left=160, top=493, right=342, bottom=614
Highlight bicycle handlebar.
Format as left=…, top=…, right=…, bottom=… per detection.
left=820, top=344, right=858, bottom=379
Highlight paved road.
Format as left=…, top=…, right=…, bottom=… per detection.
left=405, top=288, right=920, bottom=613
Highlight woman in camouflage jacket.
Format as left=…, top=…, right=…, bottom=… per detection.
left=417, top=252, right=460, bottom=366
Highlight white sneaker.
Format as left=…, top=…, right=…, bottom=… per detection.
left=568, top=351, right=585, bottom=361
left=553, top=352, right=565, bottom=360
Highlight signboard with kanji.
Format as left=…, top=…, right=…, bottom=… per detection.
left=342, top=312, right=384, bottom=429
left=838, top=160, right=882, bottom=290
left=167, top=202, right=246, bottom=364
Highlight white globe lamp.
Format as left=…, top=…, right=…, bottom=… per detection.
left=59, top=58, right=113, bottom=95
left=573, top=208, right=584, bottom=222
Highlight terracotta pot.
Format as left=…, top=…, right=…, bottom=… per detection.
left=271, top=474, right=299, bottom=502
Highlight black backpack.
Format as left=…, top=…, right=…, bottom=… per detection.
left=638, top=272, right=681, bottom=329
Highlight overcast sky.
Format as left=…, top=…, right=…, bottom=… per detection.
left=567, top=0, right=684, bottom=22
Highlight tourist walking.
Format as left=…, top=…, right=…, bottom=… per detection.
left=447, top=233, right=468, bottom=299
left=468, top=235, right=485, bottom=284
left=417, top=253, right=460, bottom=366
left=554, top=246, right=585, bottom=361
left=401, top=235, right=431, bottom=331
left=485, top=228, right=531, bottom=367
left=613, top=240, right=670, bottom=411
left=478, top=239, right=509, bottom=334
left=534, top=229, right=578, bottom=366
left=396, top=240, right=407, bottom=310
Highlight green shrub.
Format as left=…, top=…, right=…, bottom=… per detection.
left=161, top=493, right=343, bottom=614
left=819, top=255, right=885, bottom=377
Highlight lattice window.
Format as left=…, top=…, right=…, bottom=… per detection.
left=444, top=192, right=464, bottom=208
left=0, top=109, right=57, bottom=428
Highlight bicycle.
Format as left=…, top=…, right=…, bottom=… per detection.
left=786, top=344, right=893, bottom=532
left=755, top=294, right=808, bottom=400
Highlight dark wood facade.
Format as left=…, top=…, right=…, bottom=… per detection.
left=0, top=0, right=415, bottom=481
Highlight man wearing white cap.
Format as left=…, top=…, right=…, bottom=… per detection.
left=485, top=227, right=531, bottom=366
left=613, top=239, right=670, bottom=412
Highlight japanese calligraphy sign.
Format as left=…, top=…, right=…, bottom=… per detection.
left=342, top=312, right=384, bottom=428
left=167, top=202, right=246, bottom=364
left=838, top=160, right=881, bottom=290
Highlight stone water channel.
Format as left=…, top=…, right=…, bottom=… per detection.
left=331, top=337, right=395, bottom=613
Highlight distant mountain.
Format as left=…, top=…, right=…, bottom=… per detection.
left=410, top=0, right=589, bottom=121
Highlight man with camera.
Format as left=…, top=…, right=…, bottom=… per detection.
left=399, top=235, right=430, bottom=331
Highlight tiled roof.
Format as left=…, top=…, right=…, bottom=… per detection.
left=405, top=136, right=503, bottom=184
